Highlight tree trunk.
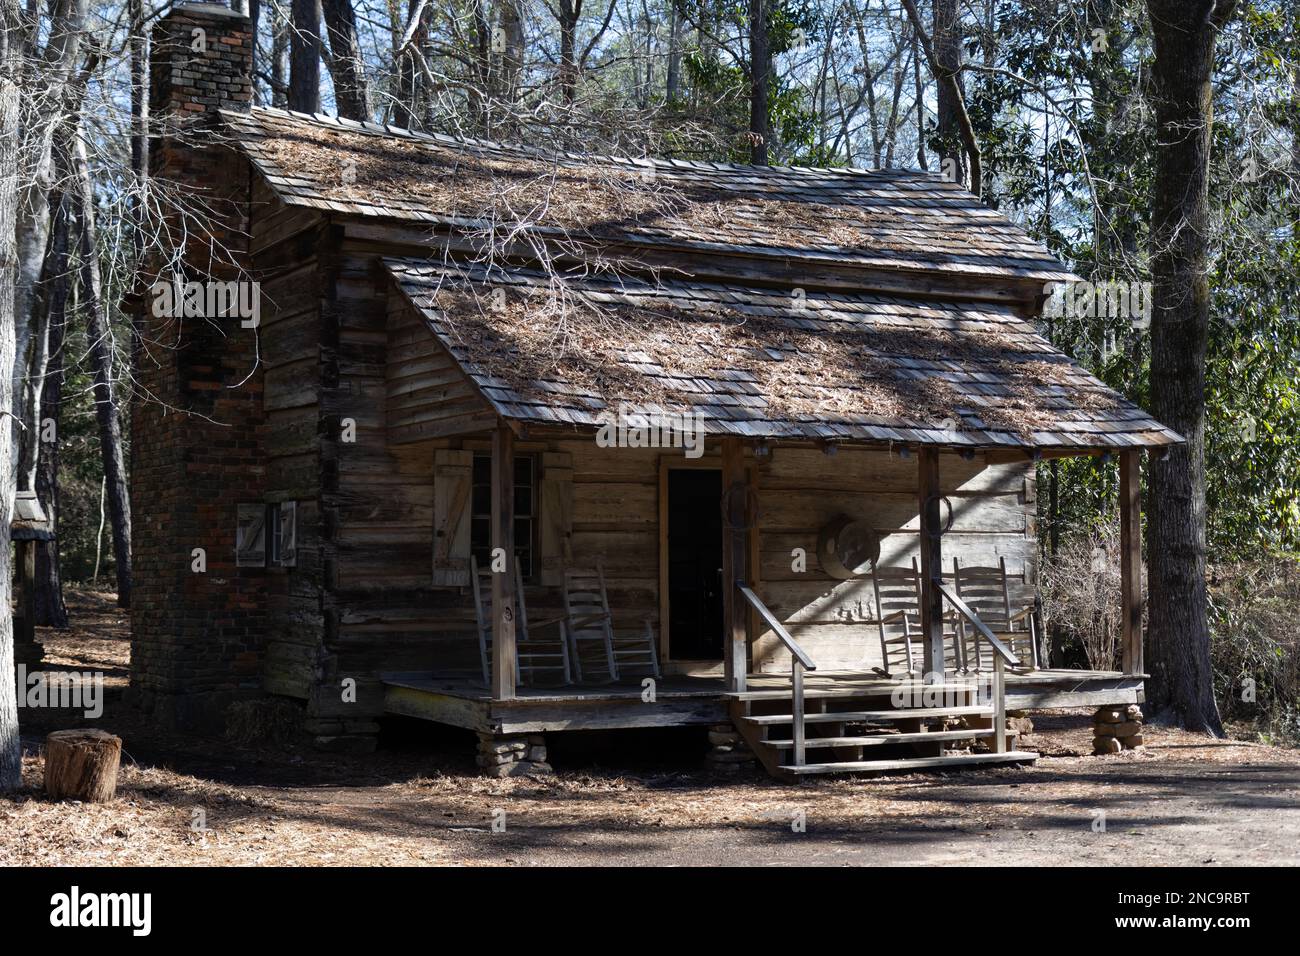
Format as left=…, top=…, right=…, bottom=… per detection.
left=74, top=136, right=133, bottom=608
left=748, top=0, right=769, bottom=164
left=321, top=0, right=371, bottom=120
left=912, top=28, right=926, bottom=170
left=12, top=0, right=88, bottom=417
left=901, top=0, right=980, bottom=192
left=932, top=0, right=965, bottom=186
left=665, top=1, right=682, bottom=103
left=883, top=29, right=907, bottom=168
left=557, top=0, right=579, bottom=105
left=44, top=729, right=122, bottom=803
left=16, top=250, right=51, bottom=492
left=35, top=388, right=67, bottom=630
left=36, top=196, right=70, bottom=628
left=1144, top=0, right=1237, bottom=733
left=288, top=0, right=321, bottom=113
left=128, top=0, right=148, bottom=359
left=392, top=0, right=428, bottom=128
left=498, top=0, right=525, bottom=107
left=129, top=0, right=148, bottom=247
left=271, top=3, right=288, bottom=108
left=249, top=0, right=260, bottom=85
left=0, top=0, right=24, bottom=793
left=27, top=183, right=72, bottom=628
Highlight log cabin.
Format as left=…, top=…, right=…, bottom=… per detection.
left=128, top=3, right=1179, bottom=779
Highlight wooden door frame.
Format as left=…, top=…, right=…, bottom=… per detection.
left=657, top=451, right=760, bottom=676
left=658, top=455, right=724, bottom=674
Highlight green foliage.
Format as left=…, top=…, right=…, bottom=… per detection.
left=676, top=0, right=824, bottom=163
left=970, top=0, right=1300, bottom=560
left=1201, top=0, right=1300, bottom=554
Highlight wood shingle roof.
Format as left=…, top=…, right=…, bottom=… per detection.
left=223, top=107, right=1077, bottom=284
left=384, top=259, right=1181, bottom=451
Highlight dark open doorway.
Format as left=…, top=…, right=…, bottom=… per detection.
left=666, top=468, right=724, bottom=661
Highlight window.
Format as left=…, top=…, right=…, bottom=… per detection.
left=235, top=504, right=266, bottom=567
left=267, top=501, right=297, bottom=568
left=470, top=453, right=536, bottom=579
left=237, top=501, right=296, bottom=568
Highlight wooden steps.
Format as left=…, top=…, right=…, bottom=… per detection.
left=727, top=679, right=1036, bottom=780
left=763, top=729, right=995, bottom=749
left=780, top=751, right=1039, bottom=775
left=743, top=705, right=992, bottom=725
left=727, top=683, right=975, bottom=703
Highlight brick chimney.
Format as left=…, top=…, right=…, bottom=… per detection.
left=149, top=2, right=254, bottom=272
left=130, top=2, right=268, bottom=733
left=150, top=3, right=253, bottom=120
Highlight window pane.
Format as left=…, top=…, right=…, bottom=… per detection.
left=514, top=486, right=532, bottom=516
left=514, top=456, right=532, bottom=486
left=472, top=482, right=490, bottom=516
left=463, top=454, right=536, bottom=581
left=471, top=517, right=490, bottom=557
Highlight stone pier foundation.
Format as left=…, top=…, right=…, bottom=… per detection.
left=705, top=722, right=756, bottom=773
left=476, top=732, right=552, bottom=777
left=1093, top=704, right=1144, bottom=754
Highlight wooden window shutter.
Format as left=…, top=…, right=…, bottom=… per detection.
left=279, top=501, right=297, bottom=567
left=432, top=449, right=473, bottom=586
left=537, top=451, right=574, bottom=586
left=236, top=503, right=266, bottom=568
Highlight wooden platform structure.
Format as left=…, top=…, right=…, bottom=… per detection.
left=382, top=667, right=1144, bottom=735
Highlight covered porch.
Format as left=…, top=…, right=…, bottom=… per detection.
left=384, top=425, right=1151, bottom=778
left=378, top=259, right=1177, bottom=777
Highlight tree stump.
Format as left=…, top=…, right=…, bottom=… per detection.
left=44, top=730, right=122, bottom=803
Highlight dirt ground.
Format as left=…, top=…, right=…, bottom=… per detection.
left=4, top=590, right=1299, bottom=867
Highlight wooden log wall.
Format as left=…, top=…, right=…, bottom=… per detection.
left=330, top=428, right=672, bottom=680
left=251, top=213, right=1039, bottom=706
left=251, top=178, right=327, bottom=700
left=752, top=447, right=1037, bottom=672
left=387, top=297, right=496, bottom=442
left=312, top=235, right=482, bottom=726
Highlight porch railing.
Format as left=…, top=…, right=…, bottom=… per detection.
left=937, top=582, right=1017, bottom=753
left=737, top=582, right=816, bottom=767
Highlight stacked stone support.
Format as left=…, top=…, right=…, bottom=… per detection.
left=476, top=733, right=552, bottom=777
left=1093, top=704, right=1144, bottom=753
left=705, top=722, right=757, bottom=772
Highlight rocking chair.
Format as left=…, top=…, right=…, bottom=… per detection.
left=563, top=562, right=660, bottom=682
left=871, top=558, right=962, bottom=676
left=951, top=556, right=1039, bottom=671
left=472, top=555, right=572, bottom=686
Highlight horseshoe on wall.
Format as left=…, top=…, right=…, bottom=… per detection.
left=921, top=494, right=955, bottom=539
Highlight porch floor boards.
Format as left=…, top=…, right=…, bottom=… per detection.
left=380, top=667, right=1144, bottom=735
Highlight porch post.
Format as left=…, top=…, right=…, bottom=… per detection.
left=916, top=446, right=946, bottom=680
left=1119, top=449, right=1144, bottom=676
left=491, top=423, right=517, bottom=700
left=721, top=436, right=748, bottom=693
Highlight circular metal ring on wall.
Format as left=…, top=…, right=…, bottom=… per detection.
left=719, top=484, right=762, bottom=531
left=921, top=494, right=955, bottom=538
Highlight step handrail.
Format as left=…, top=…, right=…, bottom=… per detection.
left=936, top=581, right=1012, bottom=753
left=936, top=582, right=1019, bottom=667
left=737, top=583, right=816, bottom=671
left=737, top=582, right=814, bottom=767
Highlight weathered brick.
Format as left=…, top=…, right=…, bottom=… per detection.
left=129, top=4, right=265, bottom=735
